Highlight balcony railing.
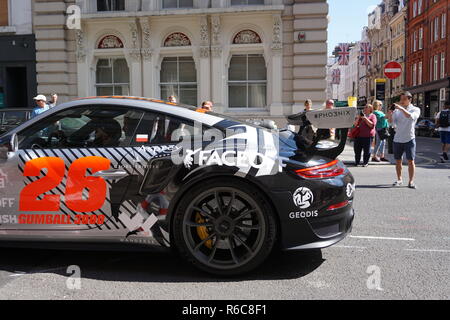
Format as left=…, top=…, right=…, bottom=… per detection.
left=77, top=0, right=278, bottom=14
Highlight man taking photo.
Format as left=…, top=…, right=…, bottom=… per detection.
left=435, top=101, right=450, bottom=162
left=387, top=91, right=421, bottom=189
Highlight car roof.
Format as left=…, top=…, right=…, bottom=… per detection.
left=5, top=96, right=230, bottom=136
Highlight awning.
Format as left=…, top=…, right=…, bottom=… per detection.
left=405, top=77, right=450, bottom=94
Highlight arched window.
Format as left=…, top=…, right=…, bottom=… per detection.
left=95, top=58, right=130, bottom=95
left=97, top=35, right=124, bottom=49
left=228, top=54, right=266, bottom=108
left=232, top=30, right=262, bottom=44
left=164, top=32, right=191, bottom=47
left=160, top=57, right=197, bottom=105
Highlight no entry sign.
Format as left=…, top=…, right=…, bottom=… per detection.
left=384, top=61, right=402, bottom=80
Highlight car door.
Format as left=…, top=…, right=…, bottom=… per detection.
left=0, top=105, right=145, bottom=235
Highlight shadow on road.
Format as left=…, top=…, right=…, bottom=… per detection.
left=0, top=247, right=324, bottom=283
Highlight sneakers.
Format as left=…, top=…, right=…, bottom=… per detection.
left=408, top=182, right=417, bottom=189
left=393, top=180, right=403, bottom=187
left=443, top=152, right=449, bottom=161
left=372, top=157, right=381, bottom=162
left=380, top=157, right=390, bottom=162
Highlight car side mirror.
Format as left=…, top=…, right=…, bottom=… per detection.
left=0, top=133, right=18, bottom=160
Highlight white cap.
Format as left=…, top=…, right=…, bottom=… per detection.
left=33, top=95, right=47, bottom=102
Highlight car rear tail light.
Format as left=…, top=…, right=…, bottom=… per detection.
left=295, top=160, right=345, bottom=179
left=327, top=200, right=349, bottom=211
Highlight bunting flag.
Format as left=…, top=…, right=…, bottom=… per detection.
left=359, top=42, right=372, bottom=66
left=331, top=69, right=341, bottom=85
left=337, top=43, right=350, bottom=66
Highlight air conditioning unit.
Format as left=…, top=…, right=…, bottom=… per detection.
left=440, top=88, right=446, bottom=101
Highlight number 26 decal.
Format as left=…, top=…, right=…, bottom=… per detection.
left=19, top=156, right=111, bottom=212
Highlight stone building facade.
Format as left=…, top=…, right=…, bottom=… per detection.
left=32, top=0, right=330, bottom=125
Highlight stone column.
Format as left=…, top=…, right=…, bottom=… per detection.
left=127, top=20, right=142, bottom=97
left=291, top=0, right=328, bottom=112
left=270, top=14, right=284, bottom=116
left=33, top=0, right=78, bottom=102
left=139, top=17, right=154, bottom=98
left=198, top=15, right=211, bottom=104
left=210, top=15, right=224, bottom=113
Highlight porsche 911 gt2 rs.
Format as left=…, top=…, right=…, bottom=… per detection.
left=0, top=97, right=356, bottom=275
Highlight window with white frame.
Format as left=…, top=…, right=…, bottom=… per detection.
left=231, top=0, right=265, bottom=5
left=431, top=20, right=434, bottom=43
left=413, top=0, right=417, bottom=18
left=430, top=57, right=433, bottom=81
left=441, top=53, right=446, bottom=78
left=414, top=31, right=417, bottom=52
left=434, top=55, right=439, bottom=81
left=418, top=61, right=422, bottom=85
left=418, top=0, right=422, bottom=15
left=97, top=0, right=125, bottom=11
left=442, top=13, right=447, bottom=38
left=160, top=57, right=197, bottom=106
left=228, top=54, right=267, bottom=109
left=412, top=63, right=417, bottom=86
left=95, top=58, right=130, bottom=95
left=162, top=0, right=194, bottom=9
left=419, top=27, right=423, bottom=50
left=435, top=17, right=440, bottom=41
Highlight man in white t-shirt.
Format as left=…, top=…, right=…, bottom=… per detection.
left=435, top=101, right=450, bottom=162
left=387, top=91, right=421, bottom=189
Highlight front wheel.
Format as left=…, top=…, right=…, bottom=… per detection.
left=172, top=179, right=277, bottom=276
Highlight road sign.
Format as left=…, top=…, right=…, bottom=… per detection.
left=384, top=61, right=402, bottom=80
left=375, top=79, right=386, bottom=101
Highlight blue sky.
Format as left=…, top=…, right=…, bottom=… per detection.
left=327, top=0, right=379, bottom=56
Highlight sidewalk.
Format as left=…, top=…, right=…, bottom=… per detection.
left=337, top=141, right=394, bottom=166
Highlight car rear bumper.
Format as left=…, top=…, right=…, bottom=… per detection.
left=282, top=207, right=355, bottom=251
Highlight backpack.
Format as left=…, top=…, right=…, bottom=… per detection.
left=439, top=110, right=450, bottom=128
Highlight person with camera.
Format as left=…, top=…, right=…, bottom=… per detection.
left=372, top=100, right=390, bottom=162
left=387, top=91, right=421, bottom=189
left=435, top=101, right=450, bottom=162
left=353, top=104, right=377, bottom=167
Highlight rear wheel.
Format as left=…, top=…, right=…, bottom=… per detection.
left=172, top=179, right=277, bottom=276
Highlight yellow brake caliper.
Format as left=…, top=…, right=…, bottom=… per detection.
left=195, top=212, right=213, bottom=249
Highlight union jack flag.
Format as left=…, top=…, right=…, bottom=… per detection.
left=359, top=42, right=372, bottom=66
left=337, top=43, right=350, bottom=66
left=331, top=69, right=341, bottom=85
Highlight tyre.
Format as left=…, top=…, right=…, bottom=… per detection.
left=172, top=178, right=277, bottom=276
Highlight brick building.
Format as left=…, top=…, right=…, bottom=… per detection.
left=406, top=0, right=450, bottom=118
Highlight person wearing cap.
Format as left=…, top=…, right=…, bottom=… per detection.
left=31, top=95, right=50, bottom=118
left=387, top=91, right=421, bottom=189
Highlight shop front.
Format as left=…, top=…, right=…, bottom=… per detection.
left=407, top=77, right=450, bottom=119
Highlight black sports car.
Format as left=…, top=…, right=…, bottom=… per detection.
left=0, top=97, right=356, bottom=275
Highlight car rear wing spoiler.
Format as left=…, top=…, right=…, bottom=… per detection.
left=286, top=107, right=358, bottom=160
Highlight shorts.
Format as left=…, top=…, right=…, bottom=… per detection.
left=393, top=139, right=416, bottom=161
left=440, top=131, right=450, bottom=144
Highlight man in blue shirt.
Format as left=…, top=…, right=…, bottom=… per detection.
left=31, top=95, right=50, bottom=118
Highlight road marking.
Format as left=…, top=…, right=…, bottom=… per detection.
left=350, top=235, right=415, bottom=241
left=333, top=245, right=366, bottom=249
left=405, top=249, right=450, bottom=253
